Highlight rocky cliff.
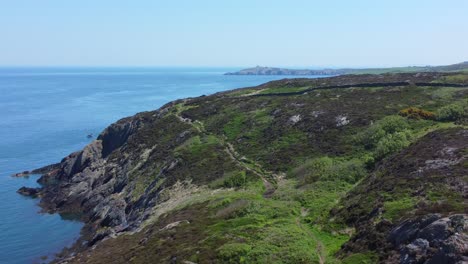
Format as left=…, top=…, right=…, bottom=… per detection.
left=18, top=72, right=468, bottom=263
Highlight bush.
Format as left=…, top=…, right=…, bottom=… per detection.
left=217, top=243, right=252, bottom=263
left=337, top=159, right=368, bottom=183
left=436, top=103, right=466, bottom=121
left=290, top=157, right=333, bottom=184
left=358, top=115, right=414, bottom=161
left=291, top=157, right=366, bottom=185
left=374, top=130, right=412, bottom=159
left=360, top=115, right=409, bottom=148
left=399, top=107, right=435, bottom=120
left=223, top=171, right=247, bottom=188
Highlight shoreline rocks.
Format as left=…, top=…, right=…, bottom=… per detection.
left=17, top=187, right=41, bottom=197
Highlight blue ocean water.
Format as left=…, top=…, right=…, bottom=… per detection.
left=0, top=67, right=325, bottom=263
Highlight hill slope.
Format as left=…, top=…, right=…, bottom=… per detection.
left=18, top=72, right=468, bottom=263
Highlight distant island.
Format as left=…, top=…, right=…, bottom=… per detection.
left=225, top=61, right=468, bottom=75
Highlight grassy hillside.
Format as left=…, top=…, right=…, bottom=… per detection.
left=30, top=72, right=468, bottom=264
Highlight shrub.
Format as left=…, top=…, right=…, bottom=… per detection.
left=223, top=171, right=247, bottom=188
left=399, top=107, right=435, bottom=120
left=291, top=157, right=366, bottom=185
left=337, top=159, right=368, bottom=183
left=374, top=130, right=412, bottom=159
left=217, top=243, right=252, bottom=263
left=215, top=199, right=250, bottom=219
left=360, top=115, right=409, bottom=148
left=290, top=157, right=333, bottom=184
left=362, top=154, right=376, bottom=169
left=436, top=103, right=466, bottom=121
left=358, top=116, right=414, bottom=160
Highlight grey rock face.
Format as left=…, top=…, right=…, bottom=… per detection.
left=25, top=114, right=150, bottom=237
left=389, top=214, right=468, bottom=264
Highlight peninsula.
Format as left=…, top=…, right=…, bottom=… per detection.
left=225, top=61, right=468, bottom=75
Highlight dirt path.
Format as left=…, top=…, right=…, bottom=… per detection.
left=295, top=208, right=326, bottom=264
left=173, top=104, right=276, bottom=198
left=224, top=143, right=276, bottom=198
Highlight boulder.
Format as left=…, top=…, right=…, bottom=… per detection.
left=390, top=214, right=468, bottom=264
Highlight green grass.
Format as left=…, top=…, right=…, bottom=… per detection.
left=271, top=130, right=307, bottom=150
left=203, top=177, right=356, bottom=263
left=223, top=113, right=247, bottom=140
left=382, top=196, right=417, bottom=221
left=341, top=253, right=378, bottom=264
left=436, top=73, right=468, bottom=83
left=175, top=135, right=221, bottom=156
left=259, top=86, right=312, bottom=95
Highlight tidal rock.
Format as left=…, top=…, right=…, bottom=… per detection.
left=17, top=187, right=40, bottom=197
left=12, top=171, right=30, bottom=177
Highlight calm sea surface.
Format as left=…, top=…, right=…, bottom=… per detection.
left=0, top=67, right=325, bottom=263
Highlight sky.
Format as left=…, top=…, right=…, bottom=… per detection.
left=1, top=0, right=467, bottom=67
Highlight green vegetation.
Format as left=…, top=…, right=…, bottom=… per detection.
left=342, top=253, right=378, bottom=264
left=436, top=101, right=467, bottom=121
left=399, top=107, right=435, bottom=120
left=217, top=243, right=252, bottom=263
left=382, top=196, right=417, bottom=221
left=357, top=115, right=414, bottom=161
left=259, top=86, right=312, bottom=95
left=206, top=178, right=353, bottom=264
left=289, top=157, right=366, bottom=185
left=374, top=130, right=412, bottom=160
left=221, top=171, right=248, bottom=188
left=223, top=113, right=247, bottom=140
left=437, top=73, right=468, bottom=83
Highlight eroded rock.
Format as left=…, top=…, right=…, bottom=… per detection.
left=390, top=214, right=468, bottom=264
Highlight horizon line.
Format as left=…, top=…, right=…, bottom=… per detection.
left=0, top=61, right=465, bottom=69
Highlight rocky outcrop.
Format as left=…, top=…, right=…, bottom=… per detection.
left=17, top=114, right=149, bottom=235
left=98, top=117, right=140, bottom=158
left=17, top=187, right=40, bottom=197
left=389, top=214, right=468, bottom=264
left=12, top=163, right=61, bottom=177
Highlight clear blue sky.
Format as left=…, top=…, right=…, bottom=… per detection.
left=1, top=0, right=467, bottom=67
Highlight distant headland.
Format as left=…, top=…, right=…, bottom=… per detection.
left=225, top=61, right=468, bottom=75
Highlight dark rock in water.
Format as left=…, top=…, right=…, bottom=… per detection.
left=12, top=171, right=31, bottom=177
left=17, top=187, right=40, bottom=197
left=12, top=163, right=61, bottom=177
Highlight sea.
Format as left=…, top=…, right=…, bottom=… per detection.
left=0, top=67, right=325, bottom=263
